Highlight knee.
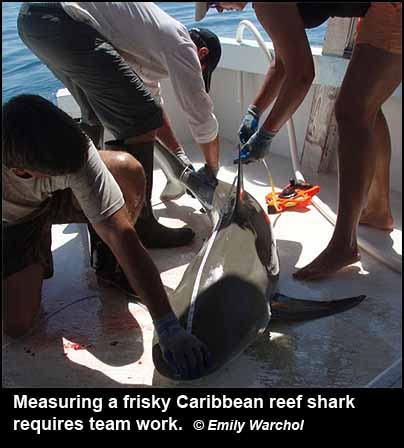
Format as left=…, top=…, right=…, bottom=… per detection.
left=3, top=264, right=43, bottom=338
left=290, top=58, right=315, bottom=89
left=335, top=95, right=353, bottom=125
left=335, top=94, right=374, bottom=130
left=3, top=316, right=34, bottom=338
left=271, top=58, right=285, bottom=78
left=3, top=294, right=37, bottom=338
left=108, top=151, right=146, bottom=198
left=301, top=61, right=315, bottom=87
left=300, top=71, right=315, bottom=93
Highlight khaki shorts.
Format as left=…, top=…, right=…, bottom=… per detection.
left=356, top=3, right=402, bottom=55
left=2, top=190, right=87, bottom=280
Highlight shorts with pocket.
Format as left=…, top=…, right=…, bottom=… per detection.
left=2, top=189, right=87, bottom=280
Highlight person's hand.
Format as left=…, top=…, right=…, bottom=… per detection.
left=238, top=105, right=261, bottom=145
left=174, top=147, right=195, bottom=171
left=154, top=312, right=212, bottom=379
left=236, top=128, right=277, bottom=165
left=180, top=164, right=218, bottom=210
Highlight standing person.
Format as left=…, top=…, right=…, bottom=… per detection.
left=2, top=94, right=211, bottom=380
left=17, top=2, right=221, bottom=285
left=196, top=2, right=402, bottom=280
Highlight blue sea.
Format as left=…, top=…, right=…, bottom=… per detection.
left=2, top=2, right=326, bottom=104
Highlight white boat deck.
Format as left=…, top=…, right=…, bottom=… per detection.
left=3, top=139, right=402, bottom=388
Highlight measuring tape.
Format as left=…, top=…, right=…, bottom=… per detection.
left=261, top=159, right=281, bottom=212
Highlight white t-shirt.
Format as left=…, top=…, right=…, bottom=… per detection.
left=61, top=2, right=219, bottom=144
left=2, top=142, right=124, bottom=225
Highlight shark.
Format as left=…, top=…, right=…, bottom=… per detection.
left=152, top=141, right=365, bottom=380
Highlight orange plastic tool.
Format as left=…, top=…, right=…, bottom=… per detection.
left=266, top=178, right=320, bottom=214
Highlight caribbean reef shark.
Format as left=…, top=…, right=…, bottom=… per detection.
left=152, top=141, right=365, bottom=380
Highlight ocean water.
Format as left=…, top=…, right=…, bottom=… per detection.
left=2, top=2, right=326, bottom=104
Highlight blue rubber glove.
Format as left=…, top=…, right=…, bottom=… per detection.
left=154, top=311, right=212, bottom=379
left=238, top=105, right=262, bottom=145
left=238, top=128, right=277, bottom=164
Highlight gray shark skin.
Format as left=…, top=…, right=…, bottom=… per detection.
left=152, top=142, right=366, bottom=381
left=153, top=141, right=187, bottom=201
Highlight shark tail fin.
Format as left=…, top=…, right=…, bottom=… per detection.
left=270, top=294, right=366, bottom=321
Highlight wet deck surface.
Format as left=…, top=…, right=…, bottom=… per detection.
left=366, top=359, right=402, bottom=388
left=2, top=140, right=402, bottom=388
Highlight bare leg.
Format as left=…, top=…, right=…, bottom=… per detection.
left=3, top=263, right=44, bottom=338
left=294, top=44, right=402, bottom=281
left=359, top=110, right=394, bottom=230
left=99, top=150, right=145, bottom=224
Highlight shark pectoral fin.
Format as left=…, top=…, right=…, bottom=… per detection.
left=270, top=293, right=366, bottom=321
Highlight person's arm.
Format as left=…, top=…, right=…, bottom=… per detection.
left=238, top=59, right=285, bottom=145
left=156, top=108, right=196, bottom=168
left=253, top=59, right=285, bottom=115
left=253, top=2, right=314, bottom=132
left=156, top=108, right=220, bottom=169
left=156, top=108, right=182, bottom=152
left=92, top=207, right=210, bottom=378
left=69, top=143, right=210, bottom=377
left=164, top=35, right=219, bottom=169
left=93, top=208, right=170, bottom=319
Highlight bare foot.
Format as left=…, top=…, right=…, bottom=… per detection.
left=359, top=208, right=394, bottom=231
left=293, top=246, right=361, bottom=281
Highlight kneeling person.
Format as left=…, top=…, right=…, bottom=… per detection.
left=2, top=94, right=210, bottom=379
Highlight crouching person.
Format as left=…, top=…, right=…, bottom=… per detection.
left=2, top=94, right=210, bottom=379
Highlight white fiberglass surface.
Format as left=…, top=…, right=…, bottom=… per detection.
left=2, top=140, right=401, bottom=388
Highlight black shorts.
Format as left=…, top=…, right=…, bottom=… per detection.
left=2, top=190, right=87, bottom=280
left=17, top=2, right=163, bottom=140
left=297, top=3, right=370, bottom=29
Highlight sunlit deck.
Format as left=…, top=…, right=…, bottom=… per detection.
left=3, top=138, right=401, bottom=388
left=3, top=34, right=402, bottom=389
